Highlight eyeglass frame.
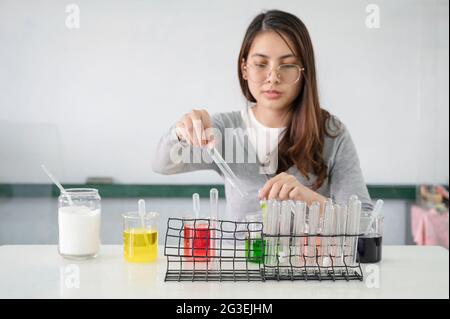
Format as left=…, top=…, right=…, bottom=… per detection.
left=243, top=62, right=305, bottom=84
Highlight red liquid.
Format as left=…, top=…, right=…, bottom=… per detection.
left=184, top=223, right=214, bottom=261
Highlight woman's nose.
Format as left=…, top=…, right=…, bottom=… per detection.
left=265, top=67, right=281, bottom=84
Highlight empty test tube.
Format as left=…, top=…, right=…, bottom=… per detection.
left=333, top=203, right=347, bottom=268
left=346, top=197, right=362, bottom=268
left=264, top=200, right=280, bottom=267
left=292, top=201, right=307, bottom=267
left=321, top=199, right=334, bottom=268
left=260, top=198, right=267, bottom=228
left=307, top=202, right=320, bottom=269
left=278, top=201, right=292, bottom=267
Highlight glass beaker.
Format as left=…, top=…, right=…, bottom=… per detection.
left=357, top=215, right=383, bottom=263
left=58, top=188, right=101, bottom=260
left=245, top=213, right=265, bottom=263
left=122, top=211, right=159, bottom=263
left=183, top=217, right=214, bottom=262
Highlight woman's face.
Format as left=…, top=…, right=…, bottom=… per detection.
left=242, top=30, right=302, bottom=112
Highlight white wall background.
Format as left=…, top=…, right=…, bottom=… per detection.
left=0, top=0, right=448, bottom=185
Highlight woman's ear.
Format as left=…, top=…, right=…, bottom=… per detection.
left=241, top=59, right=248, bottom=80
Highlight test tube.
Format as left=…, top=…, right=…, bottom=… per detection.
left=292, top=201, right=307, bottom=268
left=333, top=203, right=347, bottom=269
left=264, top=200, right=280, bottom=267
left=260, top=198, right=267, bottom=229
left=329, top=204, right=338, bottom=267
left=321, top=199, right=334, bottom=269
left=346, top=198, right=362, bottom=268
left=307, top=202, right=320, bottom=270
left=344, top=200, right=354, bottom=267
left=278, top=201, right=292, bottom=270
left=353, top=200, right=362, bottom=265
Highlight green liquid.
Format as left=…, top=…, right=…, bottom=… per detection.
left=245, top=238, right=265, bottom=263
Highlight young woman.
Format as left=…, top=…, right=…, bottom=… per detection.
left=152, top=10, right=372, bottom=220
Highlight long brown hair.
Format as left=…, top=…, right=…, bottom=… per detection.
left=238, top=10, right=339, bottom=190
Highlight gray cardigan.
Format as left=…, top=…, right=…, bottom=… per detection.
left=152, top=110, right=373, bottom=221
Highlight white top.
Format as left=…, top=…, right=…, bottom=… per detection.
left=0, top=245, right=448, bottom=299
left=241, top=107, right=286, bottom=171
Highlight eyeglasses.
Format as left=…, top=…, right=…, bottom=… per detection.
left=244, top=63, right=305, bottom=84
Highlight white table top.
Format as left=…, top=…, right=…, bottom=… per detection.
left=0, top=245, right=448, bottom=299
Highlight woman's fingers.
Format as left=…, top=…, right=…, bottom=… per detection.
left=259, top=173, right=303, bottom=201
left=190, top=113, right=203, bottom=147
left=175, top=119, right=190, bottom=143
left=177, top=109, right=213, bottom=146
left=288, top=186, right=302, bottom=200
left=195, top=109, right=214, bottom=146
left=279, top=183, right=296, bottom=200
left=268, top=181, right=283, bottom=200
left=198, top=110, right=215, bottom=146
left=182, top=115, right=195, bottom=145
left=259, top=172, right=288, bottom=199
left=197, top=109, right=212, bottom=130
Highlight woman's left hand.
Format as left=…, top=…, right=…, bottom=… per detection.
left=258, top=172, right=326, bottom=204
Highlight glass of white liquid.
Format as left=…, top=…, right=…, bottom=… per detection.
left=58, top=188, right=101, bottom=260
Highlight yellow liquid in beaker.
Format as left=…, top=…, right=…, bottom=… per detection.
left=123, top=228, right=158, bottom=263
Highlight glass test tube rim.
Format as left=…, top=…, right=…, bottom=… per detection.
left=122, top=211, right=160, bottom=220
left=60, top=188, right=100, bottom=197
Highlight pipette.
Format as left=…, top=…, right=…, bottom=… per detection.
left=189, top=127, right=248, bottom=198
left=193, top=193, right=200, bottom=220
left=209, top=188, right=219, bottom=269
left=207, top=146, right=248, bottom=198
left=138, top=199, right=146, bottom=228
left=210, top=188, right=218, bottom=221
left=41, top=164, right=74, bottom=206
left=138, top=199, right=150, bottom=247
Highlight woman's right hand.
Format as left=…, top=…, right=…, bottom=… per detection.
left=175, top=109, right=214, bottom=147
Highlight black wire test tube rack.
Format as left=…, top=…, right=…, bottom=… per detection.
left=164, top=218, right=363, bottom=282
